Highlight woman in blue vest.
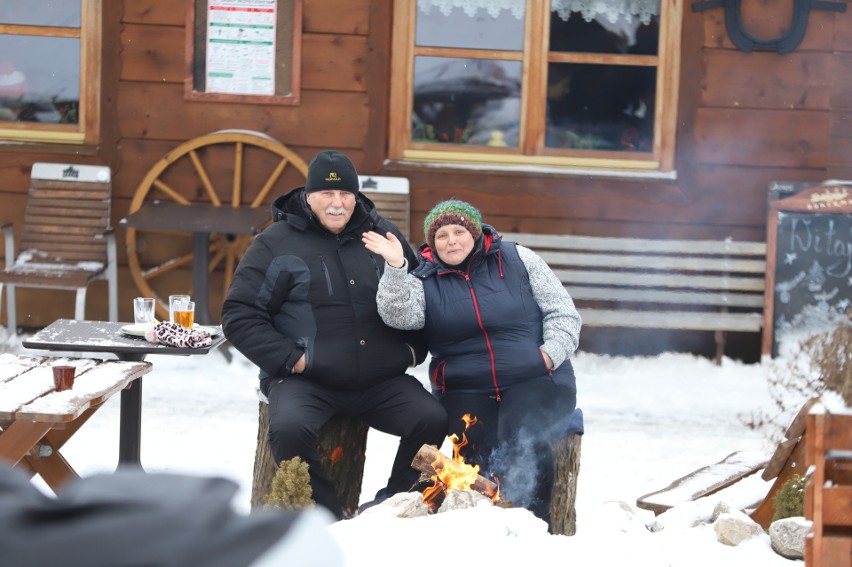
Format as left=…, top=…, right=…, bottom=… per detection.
left=362, top=200, right=581, bottom=529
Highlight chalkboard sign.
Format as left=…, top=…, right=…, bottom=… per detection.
left=763, top=184, right=852, bottom=356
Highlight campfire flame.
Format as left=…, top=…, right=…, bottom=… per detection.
left=422, top=414, right=500, bottom=507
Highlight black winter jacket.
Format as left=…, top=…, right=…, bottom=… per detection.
left=222, top=187, right=426, bottom=390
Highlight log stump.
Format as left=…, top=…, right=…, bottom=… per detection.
left=550, top=432, right=582, bottom=536
left=251, top=402, right=369, bottom=516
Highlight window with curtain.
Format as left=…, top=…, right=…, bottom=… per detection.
left=389, top=0, right=681, bottom=171
left=0, top=0, right=101, bottom=144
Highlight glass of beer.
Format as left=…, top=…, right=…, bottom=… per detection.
left=173, top=300, right=195, bottom=329
left=169, top=295, right=191, bottom=323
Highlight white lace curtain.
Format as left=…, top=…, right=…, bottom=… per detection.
left=418, top=0, right=660, bottom=24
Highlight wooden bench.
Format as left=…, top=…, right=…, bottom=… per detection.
left=636, top=451, right=769, bottom=516
left=805, top=407, right=852, bottom=567
left=636, top=399, right=817, bottom=528
left=502, top=232, right=767, bottom=362
left=0, top=353, right=151, bottom=491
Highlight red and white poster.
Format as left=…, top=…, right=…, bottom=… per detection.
left=206, top=0, right=277, bottom=95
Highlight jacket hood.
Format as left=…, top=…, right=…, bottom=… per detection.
left=415, top=224, right=501, bottom=277
left=269, top=186, right=380, bottom=234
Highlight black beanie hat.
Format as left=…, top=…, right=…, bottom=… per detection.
left=304, top=150, right=360, bottom=194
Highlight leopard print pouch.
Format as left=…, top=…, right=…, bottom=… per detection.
left=146, top=321, right=212, bottom=348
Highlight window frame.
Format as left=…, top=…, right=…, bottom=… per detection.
left=0, top=0, right=101, bottom=145
left=389, top=0, right=682, bottom=172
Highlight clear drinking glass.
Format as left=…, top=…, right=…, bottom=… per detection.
left=133, top=297, right=155, bottom=324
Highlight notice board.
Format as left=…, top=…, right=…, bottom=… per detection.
left=763, top=184, right=852, bottom=356
left=186, top=0, right=302, bottom=105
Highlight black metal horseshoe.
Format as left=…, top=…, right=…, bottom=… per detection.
left=692, top=0, right=846, bottom=54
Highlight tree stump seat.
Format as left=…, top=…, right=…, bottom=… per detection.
left=251, top=401, right=584, bottom=533
left=550, top=430, right=582, bottom=536
left=251, top=401, right=369, bottom=516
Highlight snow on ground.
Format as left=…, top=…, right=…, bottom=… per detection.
left=7, top=330, right=809, bottom=566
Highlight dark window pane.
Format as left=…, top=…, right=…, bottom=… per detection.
left=550, top=11, right=658, bottom=55
left=0, top=35, right=80, bottom=124
left=0, top=0, right=81, bottom=27
left=545, top=62, right=655, bottom=152
left=416, top=1, right=524, bottom=51
left=412, top=56, right=521, bottom=147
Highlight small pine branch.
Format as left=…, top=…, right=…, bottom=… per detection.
left=772, top=474, right=807, bottom=522
left=264, top=456, right=315, bottom=510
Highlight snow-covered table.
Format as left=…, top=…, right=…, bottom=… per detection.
left=22, top=319, right=227, bottom=466
left=0, top=353, right=151, bottom=492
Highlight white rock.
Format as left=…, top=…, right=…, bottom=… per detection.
left=356, top=492, right=429, bottom=518
left=438, top=489, right=492, bottom=512
left=710, top=500, right=732, bottom=522
left=714, top=509, right=764, bottom=546
left=769, top=516, right=812, bottom=559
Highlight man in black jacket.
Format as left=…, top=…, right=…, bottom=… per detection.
left=222, top=150, right=447, bottom=519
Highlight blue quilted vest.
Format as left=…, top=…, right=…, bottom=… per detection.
left=415, top=227, right=572, bottom=399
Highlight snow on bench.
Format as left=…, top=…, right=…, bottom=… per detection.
left=636, top=451, right=769, bottom=515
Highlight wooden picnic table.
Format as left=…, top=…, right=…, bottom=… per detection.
left=22, top=319, right=227, bottom=465
left=0, top=353, right=151, bottom=492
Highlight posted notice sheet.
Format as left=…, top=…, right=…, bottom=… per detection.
left=206, top=0, right=277, bottom=95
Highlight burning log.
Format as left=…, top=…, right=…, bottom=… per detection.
left=411, top=444, right=498, bottom=499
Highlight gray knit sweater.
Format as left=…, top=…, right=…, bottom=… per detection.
left=375, top=245, right=581, bottom=369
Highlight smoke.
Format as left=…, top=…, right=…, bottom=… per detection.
left=487, top=414, right=574, bottom=511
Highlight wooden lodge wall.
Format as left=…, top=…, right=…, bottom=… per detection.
left=0, top=0, right=850, bottom=357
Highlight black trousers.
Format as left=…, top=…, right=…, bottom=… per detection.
left=439, top=377, right=577, bottom=528
left=262, top=374, right=447, bottom=519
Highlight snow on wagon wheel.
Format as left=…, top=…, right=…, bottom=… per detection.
left=126, top=130, right=308, bottom=322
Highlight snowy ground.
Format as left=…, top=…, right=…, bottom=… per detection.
left=6, top=331, right=817, bottom=566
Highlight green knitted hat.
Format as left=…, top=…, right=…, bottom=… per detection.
left=423, top=200, right=483, bottom=251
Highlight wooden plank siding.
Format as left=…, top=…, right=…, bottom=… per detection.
left=0, top=0, right=849, bottom=360
left=116, top=83, right=369, bottom=145
left=694, top=108, right=828, bottom=168
left=700, top=51, right=832, bottom=110
left=829, top=44, right=852, bottom=179
left=120, top=25, right=369, bottom=92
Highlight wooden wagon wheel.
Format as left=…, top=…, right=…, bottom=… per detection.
left=127, top=130, right=308, bottom=321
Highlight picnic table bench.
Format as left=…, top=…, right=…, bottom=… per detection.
left=636, top=399, right=818, bottom=529
left=501, top=232, right=767, bottom=363
left=635, top=451, right=769, bottom=516
left=0, top=352, right=151, bottom=491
